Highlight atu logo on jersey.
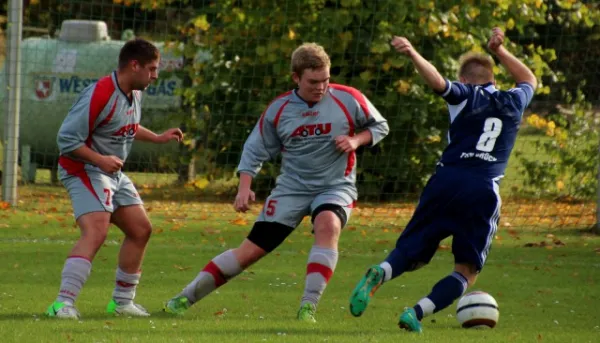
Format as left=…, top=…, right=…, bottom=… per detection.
left=290, top=123, right=332, bottom=137
left=113, top=124, right=139, bottom=137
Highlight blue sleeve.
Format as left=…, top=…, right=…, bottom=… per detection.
left=507, top=82, right=535, bottom=112
left=435, top=79, right=472, bottom=105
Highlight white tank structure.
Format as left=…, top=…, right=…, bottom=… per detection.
left=0, top=20, right=191, bottom=179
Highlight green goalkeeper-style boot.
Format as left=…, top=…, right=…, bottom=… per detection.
left=349, top=265, right=385, bottom=317
left=398, top=307, right=423, bottom=333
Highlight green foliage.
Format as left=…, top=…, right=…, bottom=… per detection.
left=21, top=0, right=600, bottom=199
left=518, top=90, right=599, bottom=200
left=159, top=0, right=595, bottom=198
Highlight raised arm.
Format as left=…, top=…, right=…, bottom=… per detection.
left=487, top=27, right=538, bottom=89
left=391, top=36, right=446, bottom=93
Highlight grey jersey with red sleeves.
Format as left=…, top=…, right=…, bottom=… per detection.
left=237, top=84, right=389, bottom=198
left=57, top=71, right=142, bottom=178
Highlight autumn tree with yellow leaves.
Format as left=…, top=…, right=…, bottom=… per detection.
left=16, top=0, right=600, bottom=201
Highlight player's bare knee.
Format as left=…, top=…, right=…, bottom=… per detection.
left=78, top=214, right=110, bottom=248
left=128, top=223, right=152, bottom=244
left=313, top=212, right=342, bottom=239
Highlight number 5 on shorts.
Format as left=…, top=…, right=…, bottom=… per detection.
left=265, top=199, right=277, bottom=216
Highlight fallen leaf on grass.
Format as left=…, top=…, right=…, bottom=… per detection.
left=230, top=218, right=248, bottom=226
left=173, top=264, right=191, bottom=271
left=214, top=308, right=227, bottom=317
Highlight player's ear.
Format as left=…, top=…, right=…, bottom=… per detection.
left=292, top=72, right=300, bottom=84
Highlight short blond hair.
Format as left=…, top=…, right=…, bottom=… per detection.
left=458, top=52, right=495, bottom=84
left=291, top=43, right=331, bottom=77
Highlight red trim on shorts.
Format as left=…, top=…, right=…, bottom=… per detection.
left=59, top=156, right=100, bottom=201
left=203, top=261, right=227, bottom=287
left=259, top=91, right=293, bottom=136
left=306, top=262, right=333, bottom=283
left=330, top=93, right=356, bottom=176
left=329, top=83, right=370, bottom=118
left=347, top=200, right=357, bottom=208
left=67, top=255, right=92, bottom=262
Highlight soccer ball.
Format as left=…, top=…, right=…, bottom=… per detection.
left=456, top=291, right=499, bottom=329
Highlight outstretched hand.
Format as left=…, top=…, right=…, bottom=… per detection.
left=156, top=128, right=184, bottom=143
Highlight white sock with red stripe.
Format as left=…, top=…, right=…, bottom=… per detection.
left=180, top=249, right=242, bottom=304
left=113, top=267, right=141, bottom=305
left=301, top=246, right=338, bottom=308
left=56, top=256, right=92, bottom=304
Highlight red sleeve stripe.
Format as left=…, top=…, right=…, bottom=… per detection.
left=329, top=83, right=370, bottom=118
left=88, top=75, right=115, bottom=136
left=273, top=99, right=290, bottom=128
left=98, top=99, right=119, bottom=127
left=259, top=91, right=293, bottom=136
left=331, top=93, right=356, bottom=176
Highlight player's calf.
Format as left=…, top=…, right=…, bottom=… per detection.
left=164, top=249, right=243, bottom=315
left=411, top=271, right=469, bottom=325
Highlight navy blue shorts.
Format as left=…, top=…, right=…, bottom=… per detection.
left=394, top=167, right=501, bottom=272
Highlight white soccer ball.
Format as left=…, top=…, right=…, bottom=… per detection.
left=456, top=291, right=499, bottom=329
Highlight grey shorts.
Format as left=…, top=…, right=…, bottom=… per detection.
left=256, top=186, right=356, bottom=228
left=62, top=171, right=143, bottom=219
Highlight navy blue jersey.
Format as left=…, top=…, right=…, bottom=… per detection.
left=436, top=80, right=534, bottom=179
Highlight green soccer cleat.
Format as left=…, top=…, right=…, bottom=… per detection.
left=297, top=303, right=317, bottom=323
left=349, top=265, right=385, bottom=317
left=106, top=299, right=150, bottom=317
left=45, top=301, right=80, bottom=319
left=398, top=307, right=423, bottom=333
left=163, top=295, right=191, bottom=315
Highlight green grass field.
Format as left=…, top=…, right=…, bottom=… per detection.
left=0, top=185, right=598, bottom=343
